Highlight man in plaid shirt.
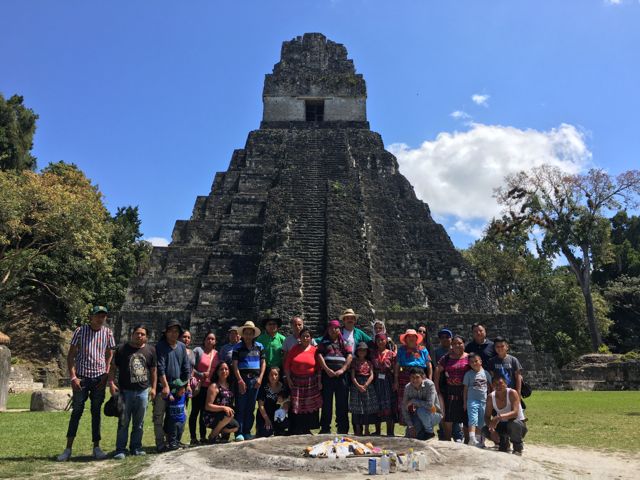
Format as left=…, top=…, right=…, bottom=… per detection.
left=57, top=306, right=116, bottom=461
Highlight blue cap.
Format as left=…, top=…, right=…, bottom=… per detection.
left=437, top=328, right=453, bottom=338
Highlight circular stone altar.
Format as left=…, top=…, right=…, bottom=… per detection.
left=142, top=434, right=559, bottom=479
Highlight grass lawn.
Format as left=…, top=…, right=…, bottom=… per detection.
left=524, top=391, right=640, bottom=451
left=1, top=390, right=639, bottom=479
left=0, top=393, right=152, bottom=479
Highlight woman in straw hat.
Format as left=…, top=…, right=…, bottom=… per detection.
left=394, top=328, right=432, bottom=425
left=231, top=321, right=266, bottom=441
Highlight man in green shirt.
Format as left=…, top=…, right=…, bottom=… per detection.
left=255, top=315, right=286, bottom=369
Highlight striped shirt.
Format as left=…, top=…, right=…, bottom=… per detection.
left=70, top=324, right=116, bottom=378
left=232, top=341, right=264, bottom=371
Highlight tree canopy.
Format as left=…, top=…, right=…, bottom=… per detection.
left=495, top=165, right=640, bottom=351
left=0, top=94, right=38, bottom=172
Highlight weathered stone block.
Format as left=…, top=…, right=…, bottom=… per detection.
left=30, top=389, right=71, bottom=411
left=0, top=345, right=10, bottom=411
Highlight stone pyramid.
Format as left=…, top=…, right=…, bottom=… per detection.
left=117, top=33, right=498, bottom=342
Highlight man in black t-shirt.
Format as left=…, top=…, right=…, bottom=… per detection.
left=465, top=323, right=496, bottom=365
left=108, top=324, right=157, bottom=459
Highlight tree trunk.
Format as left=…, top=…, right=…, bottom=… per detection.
left=562, top=245, right=603, bottom=351
left=581, top=282, right=603, bottom=351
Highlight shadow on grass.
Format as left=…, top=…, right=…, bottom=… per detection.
left=626, top=412, right=640, bottom=416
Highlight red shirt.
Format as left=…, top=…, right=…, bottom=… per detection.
left=285, top=344, right=318, bottom=376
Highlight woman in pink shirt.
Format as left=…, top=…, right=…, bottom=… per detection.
left=189, top=332, right=219, bottom=444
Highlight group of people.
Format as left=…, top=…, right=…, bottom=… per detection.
left=57, top=305, right=529, bottom=462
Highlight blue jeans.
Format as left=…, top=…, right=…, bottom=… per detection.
left=164, top=417, right=185, bottom=448
left=115, top=389, right=149, bottom=454
left=407, top=407, right=442, bottom=437
left=236, top=375, right=259, bottom=435
left=66, top=376, right=106, bottom=442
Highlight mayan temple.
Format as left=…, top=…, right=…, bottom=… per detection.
left=117, top=33, right=558, bottom=386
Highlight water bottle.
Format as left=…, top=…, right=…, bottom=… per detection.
left=406, top=448, right=415, bottom=472
left=417, top=452, right=427, bottom=471
left=380, top=451, right=390, bottom=475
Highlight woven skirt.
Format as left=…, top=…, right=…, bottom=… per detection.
left=349, top=374, right=379, bottom=425
left=289, top=373, right=322, bottom=415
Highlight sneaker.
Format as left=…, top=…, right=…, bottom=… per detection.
left=133, top=450, right=146, bottom=456
left=513, top=449, right=523, bottom=456
left=156, top=444, right=168, bottom=453
left=219, top=433, right=231, bottom=443
left=235, top=434, right=245, bottom=442
left=423, top=431, right=436, bottom=441
left=468, top=437, right=479, bottom=447
left=93, top=447, right=108, bottom=460
left=477, top=437, right=486, bottom=449
left=57, top=448, right=72, bottom=462
left=113, top=452, right=126, bottom=460
left=190, top=439, right=200, bottom=447
left=454, top=439, right=463, bottom=443
left=243, top=434, right=254, bottom=440
left=178, top=442, right=190, bottom=449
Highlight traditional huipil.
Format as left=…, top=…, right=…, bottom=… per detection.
left=395, top=329, right=430, bottom=425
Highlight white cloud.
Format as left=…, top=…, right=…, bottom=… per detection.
left=471, top=94, right=490, bottom=107
left=145, top=236, right=170, bottom=247
left=450, top=110, right=472, bottom=121
left=451, top=220, right=485, bottom=239
left=389, top=123, right=591, bottom=224
left=605, top=0, right=622, bottom=5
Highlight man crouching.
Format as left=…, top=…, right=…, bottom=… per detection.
left=482, top=373, right=528, bottom=455
left=403, top=367, right=442, bottom=440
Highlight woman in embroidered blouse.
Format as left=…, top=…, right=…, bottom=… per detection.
left=284, top=328, right=322, bottom=434
left=371, top=332, right=397, bottom=436
left=394, top=328, right=432, bottom=425
left=435, top=335, right=470, bottom=441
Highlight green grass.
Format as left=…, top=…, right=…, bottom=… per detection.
left=1, top=391, right=639, bottom=479
left=0, top=392, right=153, bottom=479
left=525, top=391, right=640, bottom=451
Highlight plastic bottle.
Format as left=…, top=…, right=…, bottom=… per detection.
left=406, top=448, right=415, bottom=472
left=389, top=452, right=398, bottom=473
left=417, top=452, right=427, bottom=471
left=380, top=451, right=390, bottom=475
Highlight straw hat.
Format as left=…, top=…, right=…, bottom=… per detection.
left=399, top=328, right=424, bottom=346
left=339, top=308, right=359, bottom=320
left=238, top=321, right=261, bottom=337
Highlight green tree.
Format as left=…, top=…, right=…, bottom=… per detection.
left=94, top=206, right=152, bottom=312
left=0, top=94, right=38, bottom=171
left=603, top=275, right=640, bottom=353
left=0, top=162, right=114, bottom=323
left=594, top=211, right=640, bottom=284
left=496, top=165, right=640, bottom=351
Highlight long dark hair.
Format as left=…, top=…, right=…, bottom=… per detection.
left=211, top=361, right=233, bottom=386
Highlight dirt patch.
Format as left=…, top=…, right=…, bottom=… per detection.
left=140, top=435, right=640, bottom=479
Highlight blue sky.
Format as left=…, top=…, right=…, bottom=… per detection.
left=2, top=0, right=639, bottom=248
